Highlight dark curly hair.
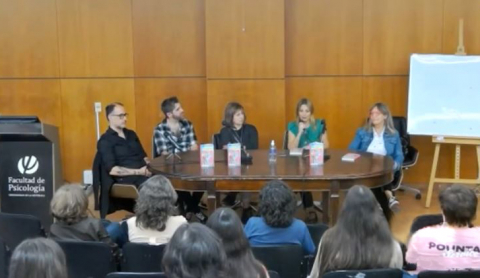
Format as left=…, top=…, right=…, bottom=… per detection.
left=258, top=180, right=296, bottom=228
left=135, top=175, right=178, bottom=231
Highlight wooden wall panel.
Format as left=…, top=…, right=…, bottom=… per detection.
left=206, top=0, right=285, bottom=78
left=362, top=77, right=408, bottom=117
left=286, top=77, right=363, bottom=149
left=285, top=0, right=363, bottom=76
left=60, top=79, right=136, bottom=182
left=56, top=0, right=134, bottom=77
left=134, top=78, right=207, bottom=157
left=0, top=0, right=59, bottom=77
left=443, top=0, right=480, bottom=54
left=132, top=0, right=205, bottom=77
left=364, top=0, right=443, bottom=75
left=207, top=80, right=285, bottom=148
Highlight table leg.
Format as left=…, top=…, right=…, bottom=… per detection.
left=321, top=191, right=330, bottom=224
left=206, top=181, right=217, bottom=215
left=330, top=181, right=340, bottom=225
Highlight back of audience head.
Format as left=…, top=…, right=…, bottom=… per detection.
left=135, top=175, right=178, bottom=231
left=318, top=185, right=394, bottom=276
left=9, top=238, right=67, bottom=278
left=50, top=184, right=88, bottom=225
left=162, top=223, right=226, bottom=278
left=206, top=208, right=267, bottom=278
left=258, top=180, right=296, bottom=228
left=440, top=184, right=477, bottom=227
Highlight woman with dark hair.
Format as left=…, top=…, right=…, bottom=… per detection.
left=309, top=185, right=402, bottom=278
left=287, top=98, right=329, bottom=223
left=244, top=180, right=315, bottom=255
left=9, top=238, right=68, bottom=278
left=406, top=184, right=480, bottom=273
left=162, top=223, right=227, bottom=278
left=206, top=208, right=269, bottom=278
left=122, top=175, right=187, bottom=245
left=349, top=102, right=404, bottom=216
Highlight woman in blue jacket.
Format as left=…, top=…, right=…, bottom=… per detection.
left=349, top=103, right=403, bottom=214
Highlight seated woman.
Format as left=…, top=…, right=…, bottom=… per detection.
left=122, top=175, right=187, bottom=245
left=218, top=102, right=259, bottom=222
left=9, top=238, right=67, bottom=278
left=349, top=102, right=403, bottom=215
left=287, top=98, right=329, bottom=223
left=207, top=208, right=269, bottom=278
left=49, top=184, right=121, bottom=257
left=244, top=180, right=315, bottom=255
left=162, top=223, right=227, bottom=278
left=309, top=185, right=403, bottom=278
left=406, top=184, right=480, bottom=273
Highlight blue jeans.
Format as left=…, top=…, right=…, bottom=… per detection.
left=101, top=220, right=127, bottom=247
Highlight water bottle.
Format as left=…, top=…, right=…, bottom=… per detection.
left=269, top=140, right=277, bottom=163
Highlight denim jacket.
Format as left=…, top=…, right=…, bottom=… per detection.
left=348, top=128, right=404, bottom=170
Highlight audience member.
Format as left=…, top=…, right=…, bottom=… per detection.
left=287, top=98, right=329, bottom=223
left=122, top=175, right=187, bottom=245
left=244, top=180, right=315, bottom=255
left=162, top=223, right=227, bottom=278
left=309, top=185, right=402, bottom=278
left=207, top=208, right=269, bottom=278
left=406, top=184, right=480, bottom=273
left=8, top=238, right=67, bottom=278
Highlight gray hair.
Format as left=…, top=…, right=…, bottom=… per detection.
left=135, top=175, right=178, bottom=231
left=9, top=238, right=67, bottom=278
left=363, top=102, right=397, bottom=134
left=50, top=184, right=88, bottom=225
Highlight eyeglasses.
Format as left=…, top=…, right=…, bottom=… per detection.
left=111, top=113, right=128, bottom=119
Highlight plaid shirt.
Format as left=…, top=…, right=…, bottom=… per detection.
left=153, top=119, right=197, bottom=155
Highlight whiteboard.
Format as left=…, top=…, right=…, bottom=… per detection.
left=408, top=54, right=480, bottom=137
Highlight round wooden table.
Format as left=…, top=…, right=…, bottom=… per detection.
left=149, top=149, right=394, bottom=225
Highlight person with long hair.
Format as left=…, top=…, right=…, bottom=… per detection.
left=309, top=185, right=403, bottom=278
left=9, top=238, right=68, bottom=278
left=122, top=175, right=187, bottom=245
left=244, top=180, right=315, bottom=255
left=162, top=223, right=227, bottom=278
left=287, top=98, right=329, bottom=223
left=349, top=102, right=404, bottom=216
left=206, top=208, right=269, bottom=278
left=218, top=102, right=259, bottom=222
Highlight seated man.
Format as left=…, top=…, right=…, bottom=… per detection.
left=153, top=96, right=206, bottom=222
left=406, top=184, right=480, bottom=273
left=97, top=102, right=152, bottom=187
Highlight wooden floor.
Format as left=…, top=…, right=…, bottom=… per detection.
left=93, top=183, right=480, bottom=244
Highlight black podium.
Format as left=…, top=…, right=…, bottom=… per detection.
left=0, top=116, right=63, bottom=231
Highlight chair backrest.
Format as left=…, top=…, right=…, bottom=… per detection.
left=121, top=243, right=166, bottom=272
left=306, top=223, right=329, bottom=251
left=0, top=212, right=45, bottom=250
left=267, top=270, right=280, bottom=278
left=106, top=272, right=167, bottom=278
left=282, top=130, right=288, bottom=150
left=252, top=245, right=304, bottom=278
left=0, top=237, right=10, bottom=278
left=418, top=270, right=480, bottom=278
left=56, top=240, right=116, bottom=278
left=409, top=214, right=443, bottom=235
left=323, top=268, right=403, bottom=278
left=212, top=133, right=222, bottom=149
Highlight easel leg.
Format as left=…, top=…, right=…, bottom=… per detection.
left=426, top=144, right=441, bottom=207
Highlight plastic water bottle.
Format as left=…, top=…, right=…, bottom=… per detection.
left=269, top=140, right=277, bottom=163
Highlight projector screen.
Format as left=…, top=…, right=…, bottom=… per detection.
left=408, top=54, right=480, bottom=137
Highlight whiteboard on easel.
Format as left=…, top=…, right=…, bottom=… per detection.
left=408, top=54, right=480, bottom=137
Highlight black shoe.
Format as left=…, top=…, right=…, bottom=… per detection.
left=222, top=193, right=238, bottom=207
left=195, top=212, right=208, bottom=223
left=305, top=211, right=318, bottom=224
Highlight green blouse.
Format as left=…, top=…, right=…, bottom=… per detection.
left=287, top=119, right=326, bottom=148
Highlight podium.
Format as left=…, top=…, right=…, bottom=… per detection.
left=0, top=116, right=63, bottom=230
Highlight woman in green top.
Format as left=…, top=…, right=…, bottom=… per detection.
left=287, top=98, right=329, bottom=223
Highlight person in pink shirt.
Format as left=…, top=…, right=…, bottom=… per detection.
left=406, top=184, right=480, bottom=273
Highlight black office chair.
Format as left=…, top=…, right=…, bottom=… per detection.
left=121, top=243, right=166, bottom=272
left=418, top=270, right=480, bottom=278
left=409, top=214, right=443, bottom=235
left=267, top=270, right=280, bottom=278
left=252, top=245, right=304, bottom=278
left=106, top=273, right=167, bottom=278
left=323, top=268, right=403, bottom=278
left=0, top=237, right=10, bottom=278
left=212, top=133, right=222, bottom=150
left=307, top=223, right=329, bottom=250
left=56, top=240, right=117, bottom=278
left=282, top=130, right=289, bottom=150
left=392, top=116, right=420, bottom=199
left=0, top=212, right=45, bottom=250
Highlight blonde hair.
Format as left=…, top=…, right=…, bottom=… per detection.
left=50, top=184, right=88, bottom=225
left=363, top=102, right=396, bottom=134
left=295, top=98, right=316, bottom=131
